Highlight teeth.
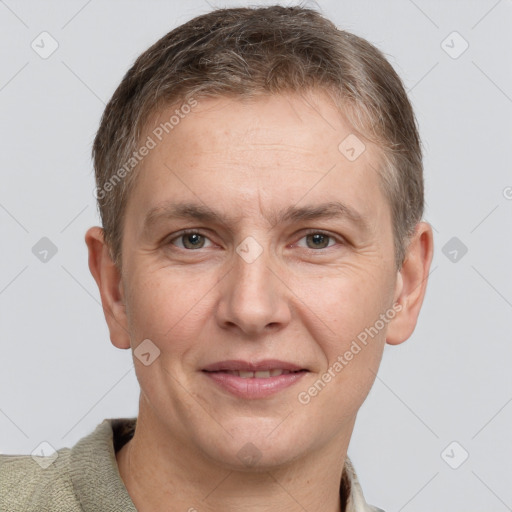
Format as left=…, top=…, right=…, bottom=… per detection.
left=224, top=369, right=293, bottom=378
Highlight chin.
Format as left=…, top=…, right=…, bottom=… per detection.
left=210, top=442, right=305, bottom=473
left=194, top=419, right=313, bottom=471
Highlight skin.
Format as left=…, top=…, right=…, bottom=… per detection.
left=86, top=90, right=433, bottom=512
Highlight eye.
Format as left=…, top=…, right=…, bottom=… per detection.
left=170, top=230, right=213, bottom=250
left=296, top=231, right=339, bottom=250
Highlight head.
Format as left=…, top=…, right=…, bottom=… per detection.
left=86, top=6, right=433, bottom=471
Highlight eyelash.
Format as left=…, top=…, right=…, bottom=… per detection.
left=168, top=229, right=344, bottom=251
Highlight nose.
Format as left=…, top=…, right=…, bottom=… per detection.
left=215, top=243, right=292, bottom=337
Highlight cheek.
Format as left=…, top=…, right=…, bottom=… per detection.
left=297, top=270, right=391, bottom=411
left=295, top=266, right=391, bottom=350
left=124, top=269, right=216, bottom=351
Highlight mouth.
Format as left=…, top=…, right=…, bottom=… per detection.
left=208, top=368, right=304, bottom=379
left=202, top=360, right=308, bottom=398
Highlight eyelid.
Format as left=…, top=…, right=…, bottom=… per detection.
left=166, top=228, right=345, bottom=250
left=293, top=229, right=344, bottom=249
left=168, top=229, right=215, bottom=249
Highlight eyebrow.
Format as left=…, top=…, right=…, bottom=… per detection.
left=143, top=200, right=370, bottom=233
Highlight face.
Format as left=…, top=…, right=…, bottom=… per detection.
left=117, top=91, right=402, bottom=469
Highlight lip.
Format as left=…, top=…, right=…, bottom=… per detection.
left=202, top=359, right=306, bottom=372
left=202, top=359, right=308, bottom=399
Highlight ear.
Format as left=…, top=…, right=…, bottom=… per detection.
left=85, top=226, right=131, bottom=349
left=386, top=221, right=434, bottom=346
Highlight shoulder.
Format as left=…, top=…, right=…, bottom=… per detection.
left=0, top=447, right=82, bottom=511
left=0, top=417, right=137, bottom=512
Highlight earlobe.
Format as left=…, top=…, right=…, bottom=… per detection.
left=85, top=226, right=131, bottom=350
left=385, top=222, right=434, bottom=346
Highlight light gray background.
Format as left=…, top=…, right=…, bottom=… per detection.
left=1, top=0, right=511, bottom=510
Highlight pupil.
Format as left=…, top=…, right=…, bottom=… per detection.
left=308, top=233, right=328, bottom=249
left=184, top=233, right=203, bottom=249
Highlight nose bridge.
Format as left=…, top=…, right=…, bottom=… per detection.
left=217, top=236, right=290, bottom=334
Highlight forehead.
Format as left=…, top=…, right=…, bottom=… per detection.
left=143, top=92, right=370, bottom=167
left=127, top=92, right=389, bottom=231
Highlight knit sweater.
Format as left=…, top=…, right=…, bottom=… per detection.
left=0, top=418, right=384, bottom=511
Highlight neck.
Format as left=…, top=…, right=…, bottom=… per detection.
left=116, top=400, right=352, bottom=512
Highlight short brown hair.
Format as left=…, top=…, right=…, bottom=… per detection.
left=92, top=5, right=424, bottom=270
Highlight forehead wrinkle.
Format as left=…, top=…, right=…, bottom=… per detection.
left=143, top=198, right=370, bottom=235
left=144, top=201, right=243, bottom=231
